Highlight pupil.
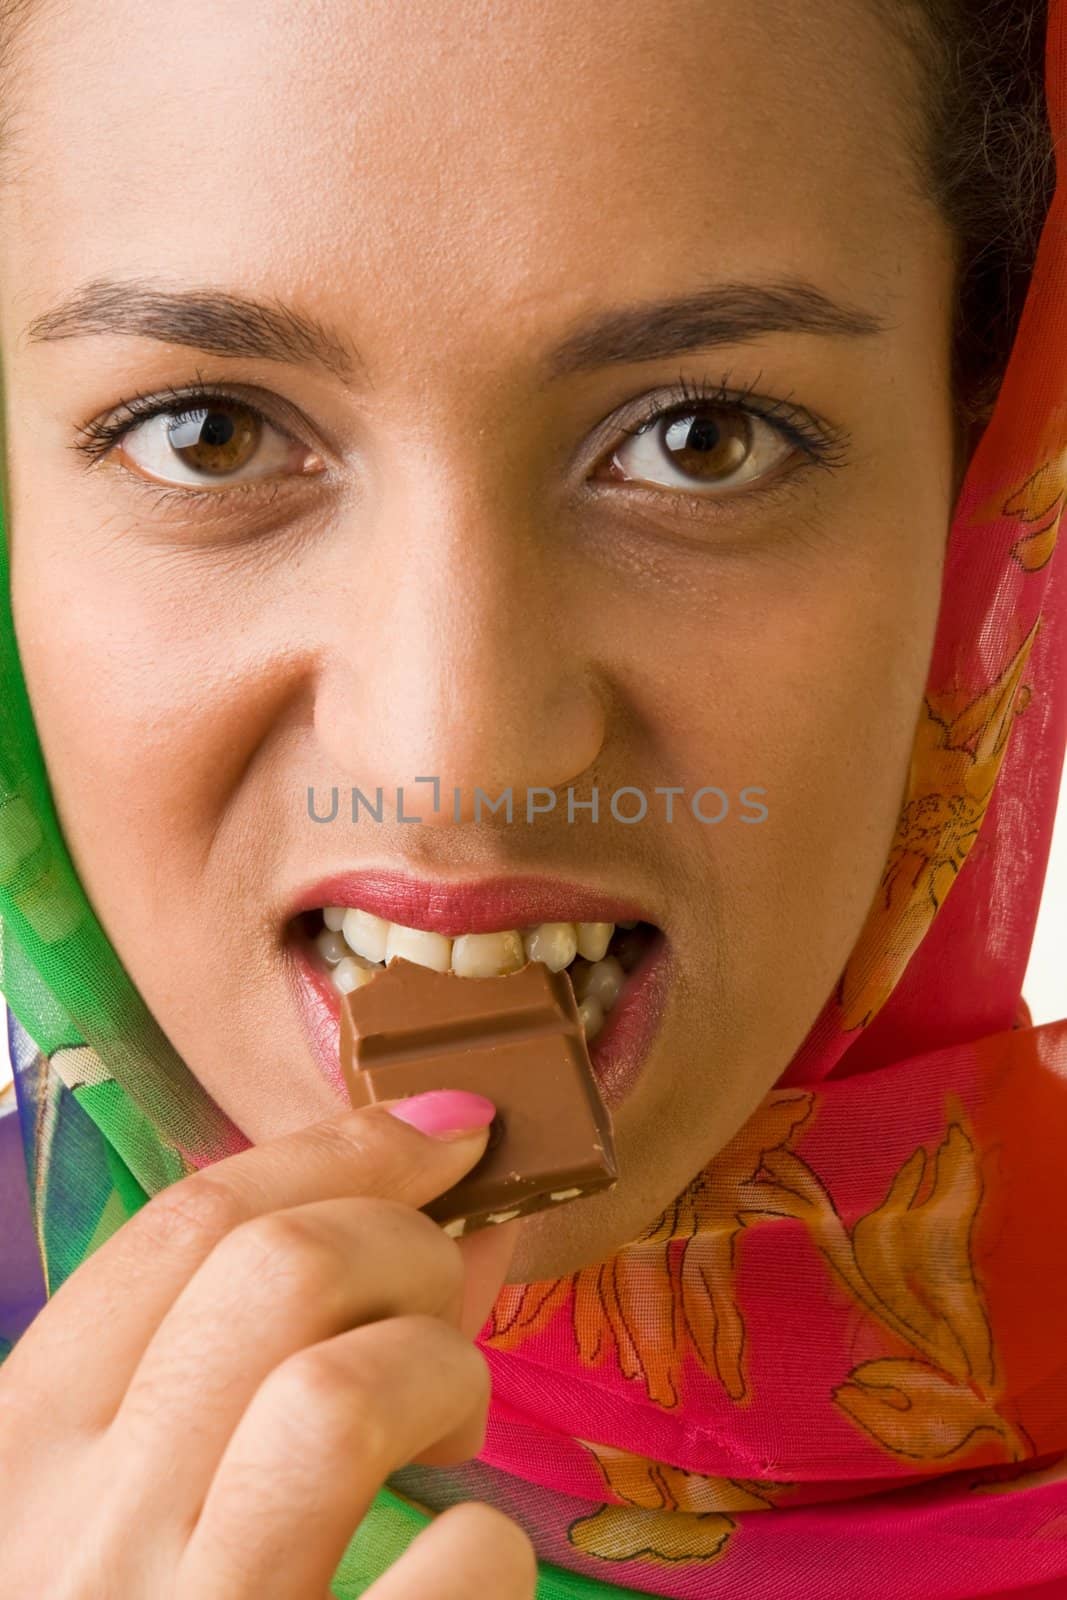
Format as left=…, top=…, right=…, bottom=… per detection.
left=664, top=408, right=748, bottom=476
left=686, top=416, right=721, bottom=452
left=201, top=412, right=235, bottom=447
left=169, top=409, right=236, bottom=450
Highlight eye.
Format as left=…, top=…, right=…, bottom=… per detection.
left=74, top=386, right=325, bottom=496
left=596, top=375, right=848, bottom=502
left=119, top=399, right=317, bottom=490
left=608, top=403, right=790, bottom=495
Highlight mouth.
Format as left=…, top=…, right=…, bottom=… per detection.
left=285, top=874, right=671, bottom=1110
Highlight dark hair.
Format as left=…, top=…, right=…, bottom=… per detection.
left=0, top=0, right=1059, bottom=425
left=879, top=0, right=1057, bottom=425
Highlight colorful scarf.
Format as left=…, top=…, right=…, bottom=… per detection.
left=2, top=7, right=1067, bottom=1594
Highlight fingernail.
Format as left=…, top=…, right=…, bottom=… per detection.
left=387, top=1089, right=497, bottom=1140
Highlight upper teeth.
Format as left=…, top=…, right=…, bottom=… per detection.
left=316, top=909, right=628, bottom=1040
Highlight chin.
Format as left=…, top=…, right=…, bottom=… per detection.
left=502, top=1177, right=650, bottom=1281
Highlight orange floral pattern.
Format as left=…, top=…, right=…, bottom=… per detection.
left=487, top=1091, right=1038, bottom=1576
left=487, top=1091, right=817, bottom=1408
left=489, top=1093, right=1029, bottom=1471
left=824, top=1111, right=1028, bottom=1461
left=1004, top=436, right=1066, bottom=571
left=836, top=622, right=1038, bottom=1030
left=565, top=1442, right=780, bottom=1566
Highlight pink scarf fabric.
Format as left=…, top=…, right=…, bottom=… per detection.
left=387, top=8, right=1067, bottom=1592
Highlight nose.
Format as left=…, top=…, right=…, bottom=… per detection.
left=314, top=493, right=608, bottom=825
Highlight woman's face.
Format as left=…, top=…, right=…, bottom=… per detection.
left=1, top=0, right=959, bottom=1278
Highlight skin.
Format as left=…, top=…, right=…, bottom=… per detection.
left=0, top=0, right=979, bottom=1586
left=2, top=1103, right=543, bottom=1593
left=0, top=0, right=961, bottom=1292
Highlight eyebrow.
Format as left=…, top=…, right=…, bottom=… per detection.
left=23, top=273, right=887, bottom=384
left=23, top=277, right=360, bottom=382
left=545, top=277, right=887, bottom=377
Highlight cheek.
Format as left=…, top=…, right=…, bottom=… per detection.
left=612, top=492, right=947, bottom=1012
left=9, top=511, right=261, bottom=932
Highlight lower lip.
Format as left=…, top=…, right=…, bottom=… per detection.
left=287, top=925, right=671, bottom=1112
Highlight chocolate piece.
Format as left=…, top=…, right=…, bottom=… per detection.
left=339, top=956, right=617, bottom=1234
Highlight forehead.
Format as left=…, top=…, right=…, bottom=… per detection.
left=1, top=0, right=925, bottom=363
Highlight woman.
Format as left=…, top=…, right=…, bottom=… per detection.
left=0, top=0, right=1064, bottom=1593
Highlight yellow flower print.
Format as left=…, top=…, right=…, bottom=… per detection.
left=568, top=1504, right=735, bottom=1567
left=832, top=1356, right=1023, bottom=1464
left=578, top=1441, right=781, bottom=1513
left=1003, top=440, right=1066, bottom=572
left=566, top=1441, right=770, bottom=1567
left=837, top=620, right=1038, bottom=1030
left=489, top=1091, right=1029, bottom=1470
left=486, top=1276, right=573, bottom=1355
left=486, top=1093, right=816, bottom=1408
left=752, top=1096, right=1033, bottom=1464
left=845, top=1121, right=995, bottom=1386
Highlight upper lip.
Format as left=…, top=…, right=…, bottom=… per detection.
left=287, top=868, right=657, bottom=936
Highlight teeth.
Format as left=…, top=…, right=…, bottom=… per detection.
left=316, top=929, right=348, bottom=966
left=385, top=923, right=453, bottom=972
left=573, top=955, right=625, bottom=1011
left=576, top=921, right=614, bottom=962
left=333, top=954, right=378, bottom=994
left=577, top=995, right=605, bottom=1040
left=321, top=908, right=642, bottom=1027
left=522, top=921, right=578, bottom=972
left=342, top=908, right=390, bottom=964
left=451, top=930, right=525, bottom=978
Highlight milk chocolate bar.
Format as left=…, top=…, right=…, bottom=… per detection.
left=338, top=956, right=618, bottom=1235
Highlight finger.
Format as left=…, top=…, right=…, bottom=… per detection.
left=12, top=1102, right=492, bottom=1424
left=108, top=1197, right=465, bottom=1513
left=455, top=1214, right=521, bottom=1339
left=360, top=1501, right=537, bottom=1600
left=178, top=1315, right=493, bottom=1599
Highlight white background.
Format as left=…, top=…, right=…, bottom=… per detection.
left=2, top=772, right=1065, bottom=1087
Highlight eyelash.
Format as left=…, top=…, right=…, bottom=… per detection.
left=71, top=370, right=850, bottom=511
left=617, top=368, right=849, bottom=473
left=71, top=378, right=296, bottom=510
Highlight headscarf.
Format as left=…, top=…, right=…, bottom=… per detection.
left=2, top=5, right=1066, bottom=1594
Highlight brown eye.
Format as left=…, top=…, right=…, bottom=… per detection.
left=660, top=407, right=750, bottom=480
left=116, top=398, right=319, bottom=491
left=607, top=403, right=793, bottom=497
left=166, top=402, right=261, bottom=476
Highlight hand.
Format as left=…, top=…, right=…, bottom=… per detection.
left=0, top=1092, right=537, bottom=1599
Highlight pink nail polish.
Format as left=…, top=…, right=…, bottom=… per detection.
left=387, top=1089, right=496, bottom=1140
